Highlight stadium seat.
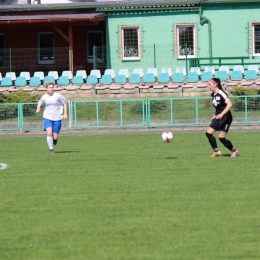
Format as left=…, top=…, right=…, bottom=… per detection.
left=0, top=73, right=2, bottom=82
left=29, top=76, right=41, bottom=87
left=43, top=75, right=55, bottom=85
left=100, top=74, right=112, bottom=85
left=118, top=69, right=129, bottom=79
left=245, top=70, right=257, bottom=80
left=233, top=65, right=244, bottom=74
left=62, top=71, right=73, bottom=80
left=147, top=68, right=158, bottom=77
left=48, top=71, right=59, bottom=82
left=72, top=75, right=84, bottom=85
left=57, top=76, right=70, bottom=85
left=219, top=65, right=230, bottom=75
left=201, top=71, right=213, bottom=82
left=15, top=76, right=27, bottom=87
left=231, top=70, right=243, bottom=80
left=133, top=68, right=144, bottom=78
left=158, top=72, right=170, bottom=84
left=248, top=65, right=259, bottom=74
left=104, top=69, right=116, bottom=79
left=129, top=73, right=141, bottom=84
left=204, top=66, right=216, bottom=76
left=76, top=70, right=87, bottom=81
left=5, top=72, right=16, bottom=81
left=20, top=72, right=30, bottom=81
left=34, top=71, right=44, bottom=81
left=1, top=77, right=12, bottom=87
left=190, top=67, right=201, bottom=76
left=90, top=69, right=101, bottom=79
left=143, top=73, right=156, bottom=84
left=173, top=72, right=184, bottom=83
left=175, top=67, right=187, bottom=77
left=86, top=75, right=98, bottom=85
left=161, top=68, right=173, bottom=77
left=216, top=71, right=228, bottom=81
left=187, top=72, right=199, bottom=82
left=115, top=74, right=127, bottom=84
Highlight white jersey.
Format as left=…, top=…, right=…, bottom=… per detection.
left=38, top=92, right=66, bottom=121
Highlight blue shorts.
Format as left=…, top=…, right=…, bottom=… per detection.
left=43, top=118, right=62, bottom=134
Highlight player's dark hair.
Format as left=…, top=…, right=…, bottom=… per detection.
left=211, top=78, right=223, bottom=90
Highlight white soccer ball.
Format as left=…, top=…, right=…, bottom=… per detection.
left=162, top=131, right=173, bottom=143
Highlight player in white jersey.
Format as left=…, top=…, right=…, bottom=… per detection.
left=36, top=81, right=68, bottom=153
left=206, top=78, right=238, bottom=157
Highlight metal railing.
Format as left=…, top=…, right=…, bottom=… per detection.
left=1, top=96, right=260, bottom=131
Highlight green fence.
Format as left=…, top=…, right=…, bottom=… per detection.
left=0, top=96, right=260, bottom=131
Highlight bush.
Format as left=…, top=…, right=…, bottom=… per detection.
left=229, top=86, right=260, bottom=96
left=130, top=100, right=168, bottom=114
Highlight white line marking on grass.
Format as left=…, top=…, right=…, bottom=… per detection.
left=0, top=163, right=7, bottom=170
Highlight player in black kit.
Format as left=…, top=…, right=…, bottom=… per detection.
left=206, top=78, right=238, bottom=157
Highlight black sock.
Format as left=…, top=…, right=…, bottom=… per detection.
left=219, top=137, right=234, bottom=151
left=206, top=132, right=218, bottom=151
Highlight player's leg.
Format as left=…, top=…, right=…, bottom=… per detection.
left=52, top=120, right=62, bottom=146
left=218, top=131, right=238, bottom=157
left=44, top=119, right=54, bottom=153
left=206, top=120, right=221, bottom=157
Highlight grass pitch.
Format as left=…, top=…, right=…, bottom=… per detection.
left=0, top=131, right=260, bottom=260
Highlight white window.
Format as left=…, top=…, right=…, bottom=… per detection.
left=253, top=24, right=260, bottom=56
left=37, top=32, right=55, bottom=64
left=176, top=25, right=196, bottom=59
left=87, top=31, right=104, bottom=63
left=121, top=26, right=141, bottom=61
left=0, top=33, right=5, bottom=66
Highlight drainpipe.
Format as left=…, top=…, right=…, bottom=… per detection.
left=199, top=7, right=212, bottom=61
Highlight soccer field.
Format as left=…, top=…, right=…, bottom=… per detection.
left=0, top=131, right=259, bottom=260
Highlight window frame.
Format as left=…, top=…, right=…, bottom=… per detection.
left=37, top=32, right=55, bottom=65
left=175, top=24, right=197, bottom=59
left=252, top=23, right=260, bottom=56
left=86, top=30, right=104, bottom=64
left=120, top=26, right=141, bottom=61
left=0, top=33, right=6, bottom=66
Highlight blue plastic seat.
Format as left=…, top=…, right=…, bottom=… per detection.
left=29, top=76, right=41, bottom=87
left=100, top=74, right=112, bottom=85
left=158, top=72, right=170, bottom=84
left=129, top=73, right=141, bottom=84
left=115, top=74, right=127, bottom=84
left=216, top=71, right=228, bottom=81
left=187, top=72, right=199, bottom=82
left=143, top=73, right=155, bottom=84
left=43, top=76, right=55, bottom=85
left=1, top=77, right=12, bottom=87
left=201, top=71, right=213, bottom=82
left=245, top=70, right=257, bottom=80
left=58, top=76, right=70, bottom=85
left=231, top=70, right=243, bottom=80
left=86, top=75, right=98, bottom=85
left=15, top=76, right=27, bottom=87
left=173, top=72, right=184, bottom=83
left=72, top=76, right=84, bottom=85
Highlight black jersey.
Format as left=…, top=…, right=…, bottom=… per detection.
left=211, top=89, right=231, bottom=116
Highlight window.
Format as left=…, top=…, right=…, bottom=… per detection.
left=0, top=33, right=5, bottom=66
left=37, top=32, right=55, bottom=64
left=87, top=31, right=104, bottom=63
left=175, top=25, right=196, bottom=59
left=121, top=26, right=141, bottom=61
left=253, top=24, right=260, bottom=55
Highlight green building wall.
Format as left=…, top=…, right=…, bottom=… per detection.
left=105, top=3, right=260, bottom=74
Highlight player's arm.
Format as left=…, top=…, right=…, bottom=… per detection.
left=35, top=100, right=42, bottom=113
left=62, top=102, right=68, bottom=120
left=216, top=99, right=232, bottom=119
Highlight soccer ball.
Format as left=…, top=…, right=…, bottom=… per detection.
left=162, top=131, right=173, bottom=143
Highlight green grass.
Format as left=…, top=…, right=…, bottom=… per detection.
left=0, top=131, right=260, bottom=260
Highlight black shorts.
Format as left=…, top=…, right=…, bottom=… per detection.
left=209, top=114, right=233, bottom=133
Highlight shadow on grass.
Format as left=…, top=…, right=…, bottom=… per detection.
left=55, top=151, right=80, bottom=154
left=166, top=156, right=178, bottom=159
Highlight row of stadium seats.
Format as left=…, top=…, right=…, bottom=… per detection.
left=1, top=64, right=260, bottom=88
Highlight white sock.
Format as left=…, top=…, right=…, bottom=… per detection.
left=47, top=136, right=53, bottom=150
